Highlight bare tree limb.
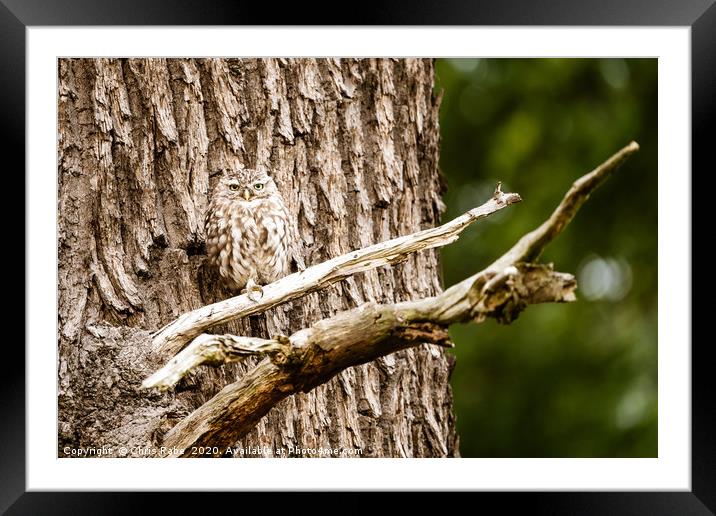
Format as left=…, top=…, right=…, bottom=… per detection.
left=150, top=142, right=638, bottom=456
left=157, top=263, right=575, bottom=456
left=150, top=188, right=521, bottom=356
left=418, top=140, right=641, bottom=325
left=144, top=262, right=572, bottom=394
left=490, top=140, right=640, bottom=269
left=142, top=334, right=290, bottom=391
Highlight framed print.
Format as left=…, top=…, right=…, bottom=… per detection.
left=7, top=0, right=713, bottom=513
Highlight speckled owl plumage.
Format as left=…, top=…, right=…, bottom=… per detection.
left=205, top=168, right=291, bottom=295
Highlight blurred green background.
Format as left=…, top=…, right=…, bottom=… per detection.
left=434, top=59, right=657, bottom=458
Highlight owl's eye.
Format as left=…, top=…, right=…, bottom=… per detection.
left=229, top=184, right=240, bottom=191
left=253, top=183, right=264, bottom=190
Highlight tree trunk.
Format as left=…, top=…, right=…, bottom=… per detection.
left=58, top=58, right=459, bottom=458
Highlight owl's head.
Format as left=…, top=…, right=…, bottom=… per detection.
left=216, top=169, right=279, bottom=202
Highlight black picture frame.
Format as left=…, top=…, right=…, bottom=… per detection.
left=6, top=0, right=712, bottom=512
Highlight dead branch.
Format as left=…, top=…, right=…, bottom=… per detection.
left=157, top=263, right=574, bottom=456
left=147, top=142, right=639, bottom=456
left=142, top=334, right=290, bottom=391
left=151, top=187, right=521, bottom=356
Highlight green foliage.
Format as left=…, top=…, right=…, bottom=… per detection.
left=435, top=58, right=657, bottom=457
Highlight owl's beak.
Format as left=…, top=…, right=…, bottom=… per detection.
left=242, top=188, right=251, bottom=200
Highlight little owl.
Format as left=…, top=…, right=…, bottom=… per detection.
left=205, top=168, right=292, bottom=300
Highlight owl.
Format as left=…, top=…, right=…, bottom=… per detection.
left=205, top=168, right=292, bottom=300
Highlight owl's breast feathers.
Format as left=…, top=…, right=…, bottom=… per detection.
left=205, top=196, right=290, bottom=291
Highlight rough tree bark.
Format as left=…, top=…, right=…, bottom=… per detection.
left=58, top=58, right=458, bottom=457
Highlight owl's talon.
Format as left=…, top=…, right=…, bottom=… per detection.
left=247, top=286, right=263, bottom=302
left=243, top=278, right=264, bottom=302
